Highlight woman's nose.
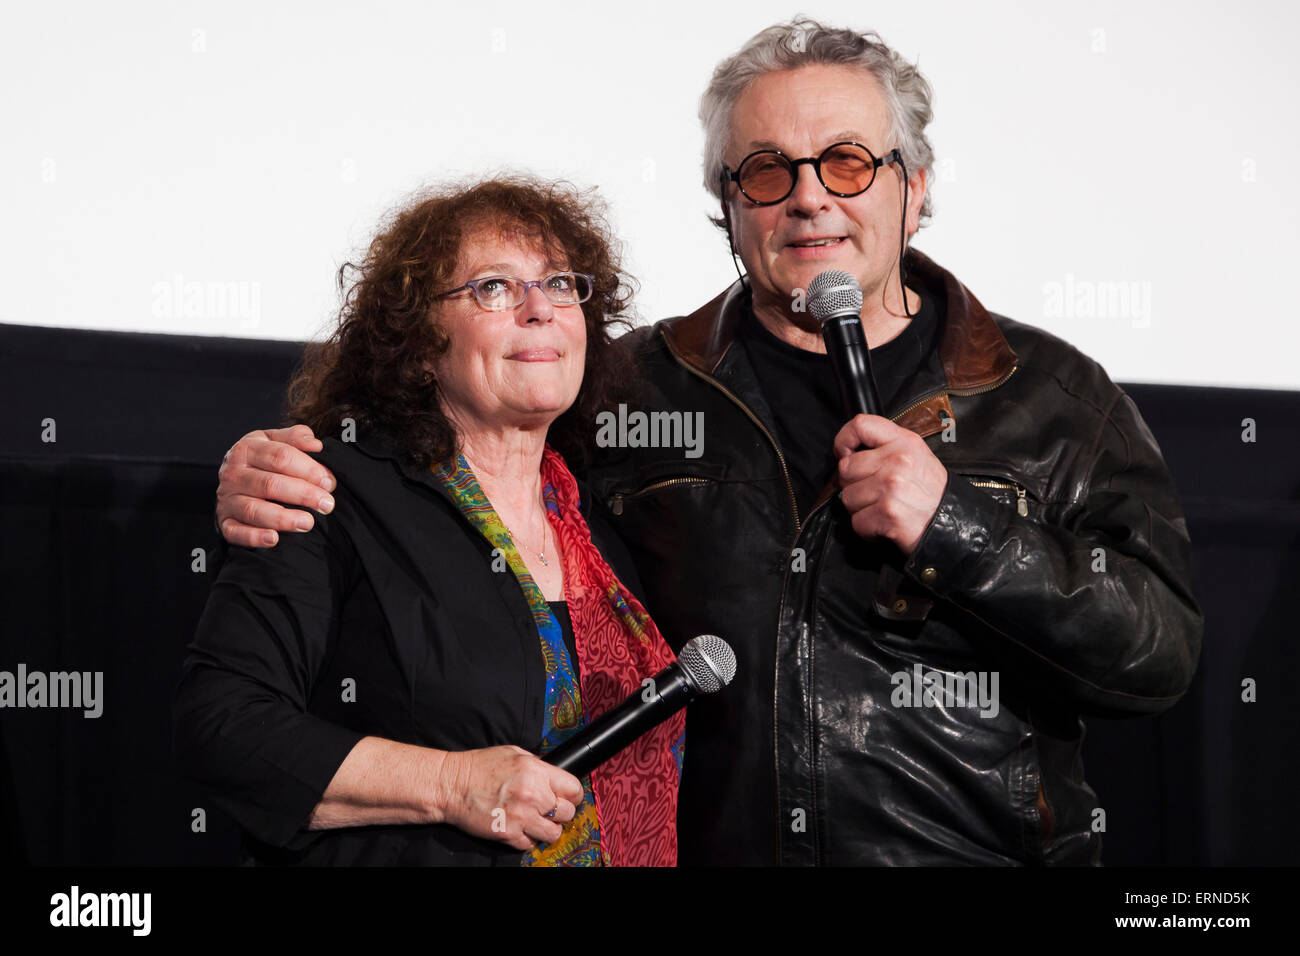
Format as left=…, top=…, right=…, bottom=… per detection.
left=519, top=283, right=555, bottom=323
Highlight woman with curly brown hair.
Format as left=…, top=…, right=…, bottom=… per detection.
left=173, top=176, right=684, bottom=866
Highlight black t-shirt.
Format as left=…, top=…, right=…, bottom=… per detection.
left=736, top=284, right=943, bottom=517
left=548, top=600, right=579, bottom=666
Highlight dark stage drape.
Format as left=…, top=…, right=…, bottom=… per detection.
left=1, top=321, right=1296, bottom=866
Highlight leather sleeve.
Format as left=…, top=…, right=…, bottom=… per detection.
left=902, top=389, right=1203, bottom=717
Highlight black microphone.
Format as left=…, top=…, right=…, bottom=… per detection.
left=808, top=270, right=881, bottom=418
left=542, top=634, right=736, bottom=778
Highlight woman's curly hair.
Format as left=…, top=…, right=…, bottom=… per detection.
left=285, top=174, right=639, bottom=469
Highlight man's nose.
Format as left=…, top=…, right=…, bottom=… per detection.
left=519, top=283, right=555, bottom=323
left=787, top=162, right=830, bottom=216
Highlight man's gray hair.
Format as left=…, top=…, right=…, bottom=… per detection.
left=700, top=17, right=936, bottom=228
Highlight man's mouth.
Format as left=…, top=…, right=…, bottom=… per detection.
left=788, top=237, right=846, bottom=248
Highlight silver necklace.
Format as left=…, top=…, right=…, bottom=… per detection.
left=507, top=499, right=551, bottom=567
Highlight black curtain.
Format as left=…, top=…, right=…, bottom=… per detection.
left=1, top=322, right=1296, bottom=865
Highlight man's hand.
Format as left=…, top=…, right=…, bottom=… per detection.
left=833, top=414, right=949, bottom=558
left=216, top=425, right=337, bottom=548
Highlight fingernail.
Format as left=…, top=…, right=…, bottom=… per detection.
left=318, top=496, right=334, bottom=514
left=263, top=531, right=278, bottom=546
left=317, top=473, right=333, bottom=490
left=296, top=516, right=313, bottom=531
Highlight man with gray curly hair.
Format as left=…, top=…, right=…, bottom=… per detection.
left=700, top=21, right=937, bottom=222
left=589, top=17, right=1199, bottom=866
left=214, top=18, right=1201, bottom=866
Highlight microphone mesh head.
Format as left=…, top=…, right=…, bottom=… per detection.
left=678, top=635, right=737, bottom=695
left=807, top=270, right=863, bottom=324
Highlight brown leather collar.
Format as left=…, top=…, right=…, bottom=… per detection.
left=659, top=249, right=1019, bottom=438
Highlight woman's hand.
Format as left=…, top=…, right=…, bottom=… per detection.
left=436, top=746, right=584, bottom=851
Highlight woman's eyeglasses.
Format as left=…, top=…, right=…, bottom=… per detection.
left=723, top=142, right=901, bottom=206
left=437, top=272, right=594, bottom=311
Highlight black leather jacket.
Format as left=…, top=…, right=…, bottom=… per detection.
left=585, top=250, right=1203, bottom=865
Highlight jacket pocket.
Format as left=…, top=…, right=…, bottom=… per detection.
left=1020, top=734, right=1053, bottom=863
left=608, top=475, right=718, bottom=516
left=957, top=471, right=1039, bottom=519
left=871, top=470, right=1040, bottom=627
left=1037, top=780, right=1056, bottom=844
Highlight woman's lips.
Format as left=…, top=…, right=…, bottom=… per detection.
left=507, top=347, right=562, bottom=362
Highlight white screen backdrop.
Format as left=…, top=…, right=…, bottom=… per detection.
left=3, top=0, right=1296, bottom=388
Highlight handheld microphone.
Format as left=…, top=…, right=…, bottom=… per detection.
left=542, top=634, right=737, bottom=778
left=808, top=270, right=881, bottom=418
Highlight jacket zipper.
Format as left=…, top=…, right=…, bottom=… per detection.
left=884, top=364, right=1020, bottom=426
left=608, top=477, right=714, bottom=516
left=887, top=388, right=947, bottom=424
left=660, top=328, right=802, bottom=864
left=661, top=329, right=1020, bottom=865
left=776, top=363, right=1024, bottom=861
left=948, top=363, right=1019, bottom=397
left=967, top=477, right=1030, bottom=516
left=660, top=333, right=802, bottom=532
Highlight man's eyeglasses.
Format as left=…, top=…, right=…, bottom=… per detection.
left=436, top=272, right=594, bottom=311
left=723, top=142, right=902, bottom=206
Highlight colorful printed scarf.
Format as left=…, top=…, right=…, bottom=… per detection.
left=431, top=446, right=684, bottom=866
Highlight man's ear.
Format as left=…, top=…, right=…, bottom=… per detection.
left=721, top=189, right=747, bottom=258
left=717, top=166, right=743, bottom=257
left=905, top=166, right=928, bottom=238
left=726, top=206, right=742, bottom=257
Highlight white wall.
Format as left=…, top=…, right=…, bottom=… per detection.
left=3, top=0, right=1296, bottom=388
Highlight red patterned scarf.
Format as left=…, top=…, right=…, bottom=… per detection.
left=541, top=446, right=684, bottom=866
